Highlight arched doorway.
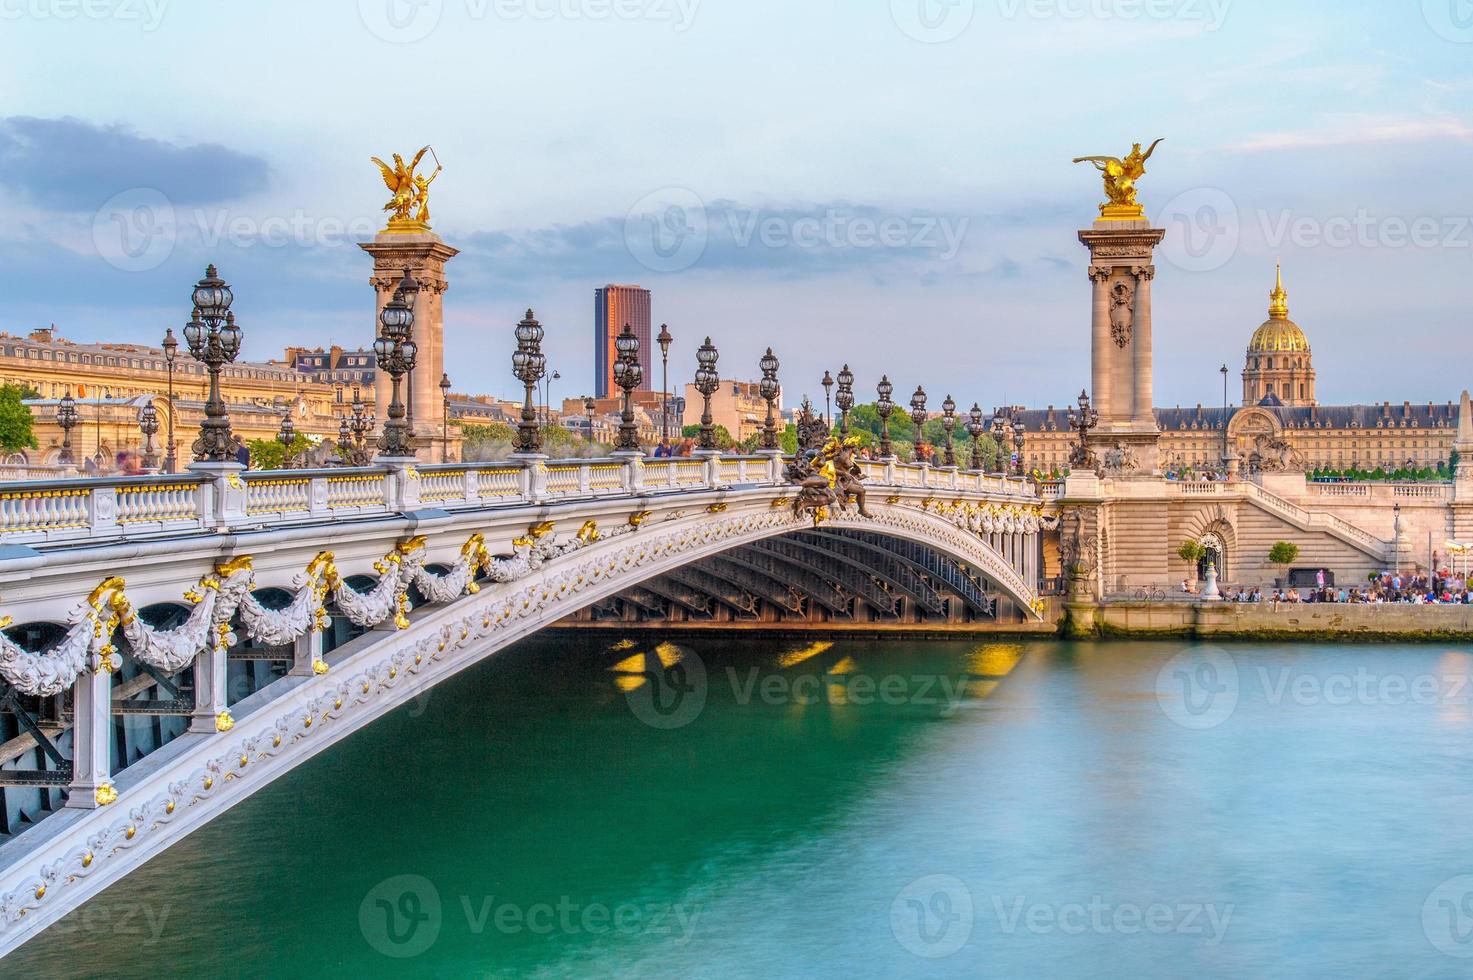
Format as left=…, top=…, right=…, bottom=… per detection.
left=1197, top=530, right=1227, bottom=582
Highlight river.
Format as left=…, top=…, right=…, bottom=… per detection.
left=10, top=636, right=1473, bottom=978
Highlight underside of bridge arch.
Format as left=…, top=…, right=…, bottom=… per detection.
left=566, top=528, right=1023, bottom=628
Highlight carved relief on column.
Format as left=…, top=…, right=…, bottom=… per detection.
left=1109, top=279, right=1135, bottom=348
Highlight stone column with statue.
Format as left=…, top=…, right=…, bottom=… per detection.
left=360, top=146, right=460, bottom=460
left=1073, top=140, right=1166, bottom=477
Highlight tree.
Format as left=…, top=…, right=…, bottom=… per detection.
left=681, top=423, right=734, bottom=449
left=247, top=434, right=310, bottom=471
left=1177, top=540, right=1207, bottom=578
left=1268, top=541, right=1300, bottom=581
left=0, top=384, right=38, bottom=455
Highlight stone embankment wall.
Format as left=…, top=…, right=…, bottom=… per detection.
left=1068, top=600, right=1473, bottom=641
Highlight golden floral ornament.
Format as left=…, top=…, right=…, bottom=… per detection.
left=312, top=659, right=330, bottom=675
left=628, top=510, right=653, bottom=528
left=94, top=783, right=118, bottom=806
left=706, top=503, right=728, bottom=514
left=215, top=711, right=234, bottom=732
left=576, top=520, right=601, bottom=544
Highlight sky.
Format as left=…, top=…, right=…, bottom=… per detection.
left=1, top=0, right=1471, bottom=410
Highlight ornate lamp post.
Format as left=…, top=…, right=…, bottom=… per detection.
left=56, top=391, right=78, bottom=465
left=909, top=386, right=928, bottom=463
left=373, top=270, right=419, bottom=458
left=276, top=409, right=297, bottom=469
left=345, top=388, right=374, bottom=466
left=836, top=364, right=855, bottom=438
left=1066, top=389, right=1099, bottom=471
left=940, top=394, right=957, bottom=468
left=612, top=324, right=643, bottom=452
left=511, top=309, right=546, bottom=455
left=821, top=370, right=834, bottom=427
left=693, top=337, right=721, bottom=452
left=182, top=264, right=241, bottom=463
left=161, top=327, right=178, bottom=472
left=439, top=372, right=452, bottom=463
left=1013, top=421, right=1027, bottom=477
left=758, top=347, right=780, bottom=451
left=876, top=376, right=895, bottom=459
left=989, top=411, right=1011, bottom=475
left=657, top=323, right=673, bottom=442
left=966, top=403, right=985, bottom=471
left=138, top=404, right=160, bottom=470
left=584, top=395, right=596, bottom=445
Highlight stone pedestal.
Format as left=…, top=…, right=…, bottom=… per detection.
left=1202, top=562, right=1222, bottom=600
left=188, top=460, right=247, bottom=528
left=360, top=230, right=459, bottom=456
left=1079, top=219, right=1166, bottom=476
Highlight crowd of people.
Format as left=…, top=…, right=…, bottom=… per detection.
left=1214, top=570, right=1473, bottom=605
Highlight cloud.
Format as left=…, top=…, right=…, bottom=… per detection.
left=0, top=116, right=271, bottom=211
left=459, top=198, right=1071, bottom=286
left=1230, top=115, right=1473, bottom=153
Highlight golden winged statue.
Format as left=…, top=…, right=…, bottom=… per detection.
left=371, top=145, right=442, bottom=230
left=1073, top=139, right=1163, bottom=219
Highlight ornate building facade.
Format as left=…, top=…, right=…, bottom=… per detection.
left=1016, top=267, right=1459, bottom=477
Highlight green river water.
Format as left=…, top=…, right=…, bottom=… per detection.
left=10, top=635, right=1473, bottom=978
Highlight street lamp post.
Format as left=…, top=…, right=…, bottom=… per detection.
left=836, top=364, right=855, bottom=438
left=989, top=411, right=1011, bottom=475
left=541, top=369, right=561, bottom=427
left=346, top=389, right=374, bottom=466
left=511, top=309, right=547, bottom=455
left=1067, top=389, right=1100, bottom=472
left=657, top=324, right=673, bottom=442
left=694, top=337, right=721, bottom=453
left=182, top=264, right=242, bottom=463
left=373, top=269, right=420, bottom=459
left=161, top=328, right=177, bottom=472
left=584, top=396, right=596, bottom=446
left=277, top=410, right=297, bottom=469
left=821, top=371, right=834, bottom=428
left=56, top=391, right=78, bottom=466
left=940, top=394, right=957, bottom=468
left=1013, top=421, right=1027, bottom=477
left=876, top=376, right=895, bottom=459
left=966, top=404, right=985, bottom=471
left=612, top=325, right=643, bottom=453
left=439, top=372, right=452, bottom=463
left=758, top=347, right=780, bottom=451
left=138, top=404, right=160, bottom=470
left=909, top=386, right=928, bottom=463
left=1220, top=362, right=1230, bottom=462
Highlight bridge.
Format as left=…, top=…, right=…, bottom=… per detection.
left=0, top=452, right=1048, bottom=952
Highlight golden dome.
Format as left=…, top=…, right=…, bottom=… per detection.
left=1248, top=264, right=1309, bottom=353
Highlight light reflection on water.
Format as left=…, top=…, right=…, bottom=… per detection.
left=10, top=637, right=1473, bottom=978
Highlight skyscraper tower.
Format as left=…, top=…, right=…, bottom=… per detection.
left=594, top=285, right=651, bottom=397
